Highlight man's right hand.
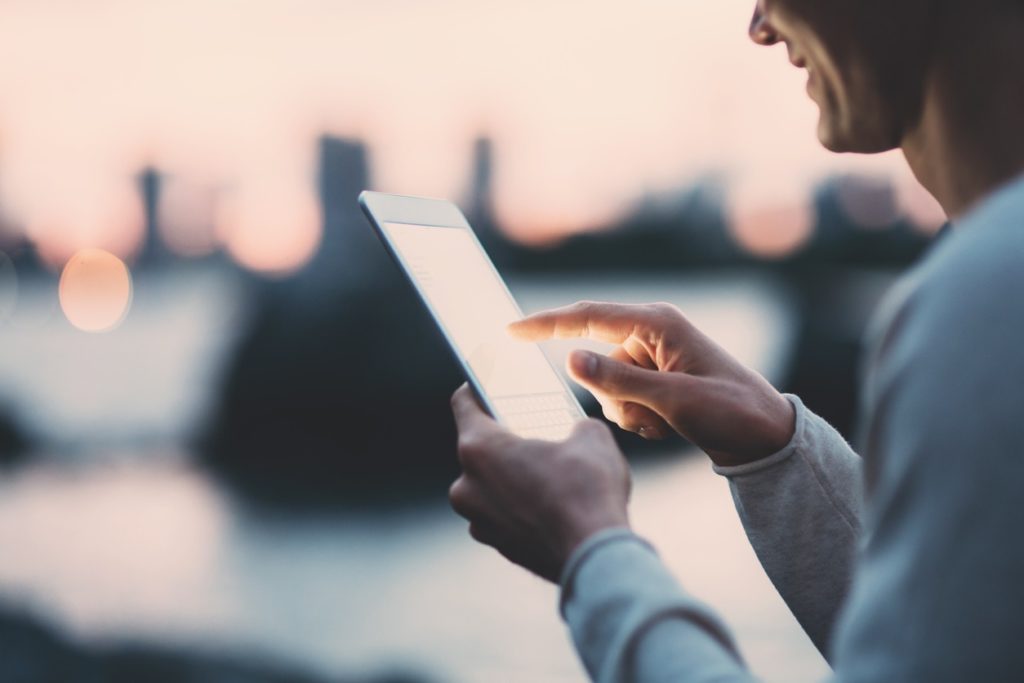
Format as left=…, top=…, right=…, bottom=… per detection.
left=508, top=301, right=795, bottom=468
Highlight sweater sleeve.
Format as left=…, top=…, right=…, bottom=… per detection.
left=560, top=528, right=758, bottom=683
left=713, top=395, right=864, bottom=660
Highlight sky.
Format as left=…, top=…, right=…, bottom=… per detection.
left=0, top=0, right=942, bottom=270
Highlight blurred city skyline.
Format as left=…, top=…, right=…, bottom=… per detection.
left=0, top=0, right=944, bottom=275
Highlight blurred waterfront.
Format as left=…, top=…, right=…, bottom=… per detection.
left=0, top=266, right=835, bottom=683
left=0, top=451, right=833, bottom=683
left=0, top=259, right=881, bottom=682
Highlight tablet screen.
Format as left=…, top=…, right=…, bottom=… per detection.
left=382, top=221, right=583, bottom=440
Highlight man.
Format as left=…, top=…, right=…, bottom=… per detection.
left=447, top=0, right=1024, bottom=680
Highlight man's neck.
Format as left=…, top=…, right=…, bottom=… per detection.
left=901, top=7, right=1024, bottom=220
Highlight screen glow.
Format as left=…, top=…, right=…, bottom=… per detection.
left=382, top=221, right=581, bottom=440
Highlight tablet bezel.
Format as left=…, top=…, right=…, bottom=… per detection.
left=358, top=190, right=586, bottom=435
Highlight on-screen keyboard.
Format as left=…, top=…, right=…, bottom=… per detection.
left=492, top=392, right=582, bottom=441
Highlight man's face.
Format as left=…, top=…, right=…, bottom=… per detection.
left=750, top=0, right=932, bottom=154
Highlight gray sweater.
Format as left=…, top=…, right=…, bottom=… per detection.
left=559, top=173, right=1024, bottom=682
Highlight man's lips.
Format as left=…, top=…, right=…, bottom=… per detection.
left=788, top=53, right=815, bottom=95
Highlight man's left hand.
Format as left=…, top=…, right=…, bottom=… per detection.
left=449, top=383, right=632, bottom=582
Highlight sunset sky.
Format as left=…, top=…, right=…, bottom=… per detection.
left=0, top=0, right=942, bottom=271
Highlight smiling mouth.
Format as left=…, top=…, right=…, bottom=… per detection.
left=789, top=54, right=815, bottom=92
left=806, top=69, right=818, bottom=96
left=784, top=43, right=816, bottom=96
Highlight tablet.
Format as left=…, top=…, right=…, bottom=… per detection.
left=359, top=191, right=586, bottom=441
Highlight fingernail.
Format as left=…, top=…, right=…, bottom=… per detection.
left=571, top=350, right=598, bottom=378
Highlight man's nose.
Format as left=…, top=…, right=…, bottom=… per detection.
left=749, top=6, right=780, bottom=45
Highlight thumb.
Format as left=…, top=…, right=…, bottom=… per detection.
left=568, top=350, right=678, bottom=408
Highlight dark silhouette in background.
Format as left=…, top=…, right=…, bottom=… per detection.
left=201, top=136, right=465, bottom=506
left=0, top=406, right=29, bottom=466
left=137, top=167, right=170, bottom=267
left=0, top=609, right=433, bottom=683
left=463, top=137, right=497, bottom=232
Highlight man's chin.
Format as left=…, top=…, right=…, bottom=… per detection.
left=816, top=115, right=857, bottom=153
left=816, top=118, right=899, bottom=155
left=817, top=127, right=847, bottom=153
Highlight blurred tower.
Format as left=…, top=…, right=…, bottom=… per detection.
left=462, top=135, right=512, bottom=264
left=136, top=166, right=168, bottom=267
left=305, top=135, right=384, bottom=292
left=317, top=135, right=370, bottom=239
left=465, top=136, right=495, bottom=226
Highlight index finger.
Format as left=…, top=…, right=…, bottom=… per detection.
left=507, top=301, right=652, bottom=344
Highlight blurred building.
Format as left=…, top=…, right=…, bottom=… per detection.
left=202, top=136, right=463, bottom=507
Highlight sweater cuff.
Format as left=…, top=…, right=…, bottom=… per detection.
left=712, top=393, right=808, bottom=479
left=559, top=527, right=655, bottom=618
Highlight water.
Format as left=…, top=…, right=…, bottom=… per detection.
left=0, top=268, right=829, bottom=682
left=0, top=451, right=830, bottom=682
left=0, top=267, right=244, bottom=447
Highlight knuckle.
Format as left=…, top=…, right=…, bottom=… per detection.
left=448, top=478, right=474, bottom=516
left=652, top=301, right=685, bottom=324
left=649, top=301, right=673, bottom=314
left=457, top=435, right=486, bottom=467
left=459, top=429, right=485, bottom=451
left=572, top=299, right=611, bottom=316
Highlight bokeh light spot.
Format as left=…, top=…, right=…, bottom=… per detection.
left=58, top=249, right=133, bottom=333
left=218, top=187, right=322, bottom=277
left=728, top=202, right=815, bottom=260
